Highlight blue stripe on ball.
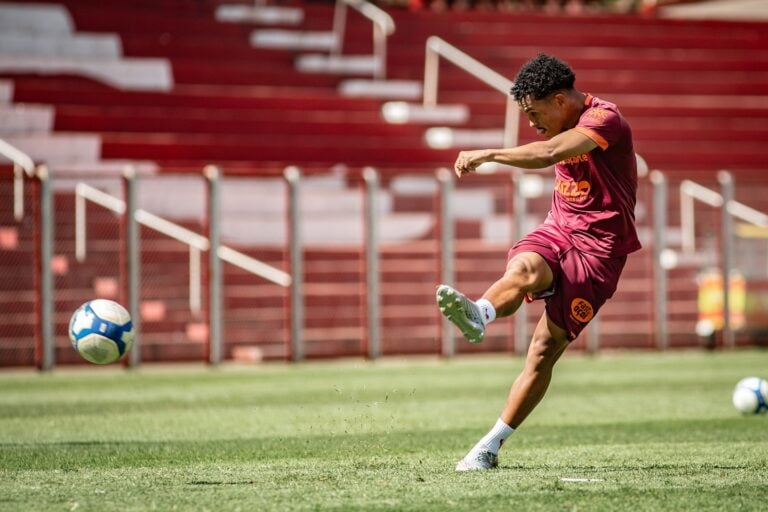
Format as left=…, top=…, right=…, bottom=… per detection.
left=74, top=303, right=131, bottom=355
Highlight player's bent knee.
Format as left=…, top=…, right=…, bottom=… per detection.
left=504, top=256, right=538, bottom=289
left=504, top=252, right=554, bottom=293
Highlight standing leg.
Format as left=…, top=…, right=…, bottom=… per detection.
left=455, top=312, right=569, bottom=471
left=501, top=313, right=569, bottom=427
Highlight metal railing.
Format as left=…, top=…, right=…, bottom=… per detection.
left=75, top=177, right=291, bottom=294
left=332, top=0, right=394, bottom=79
left=423, top=36, right=520, bottom=149
left=680, top=173, right=768, bottom=255
left=0, top=139, right=55, bottom=370
left=74, top=166, right=292, bottom=364
left=13, top=157, right=765, bottom=368
left=75, top=181, right=210, bottom=313
left=0, top=138, right=36, bottom=221
left=673, top=170, right=768, bottom=348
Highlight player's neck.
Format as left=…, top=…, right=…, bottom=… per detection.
left=575, top=90, right=588, bottom=107
left=564, top=90, right=587, bottom=129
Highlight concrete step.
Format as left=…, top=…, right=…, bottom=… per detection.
left=251, top=29, right=335, bottom=51
left=0, top=104, right=54, bottom=136
left=215, top=4, right=304, bottom=26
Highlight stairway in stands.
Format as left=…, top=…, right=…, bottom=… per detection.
left=6, top=0, right=768, bottom=174
left=2, top=0, right=767, bottom=364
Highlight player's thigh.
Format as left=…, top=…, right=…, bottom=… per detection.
left=506, top=251, right=555, bottom=295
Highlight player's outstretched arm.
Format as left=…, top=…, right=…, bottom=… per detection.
left=453, top=128, right=598, bottom=178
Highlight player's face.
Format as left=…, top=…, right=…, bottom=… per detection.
left=519, top=94, right=567, bottom=139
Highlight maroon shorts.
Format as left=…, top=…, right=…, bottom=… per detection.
left=508, top=223, right=627, bottom=341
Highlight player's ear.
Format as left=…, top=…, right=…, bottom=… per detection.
left=552, top=91, right=567, bottom=109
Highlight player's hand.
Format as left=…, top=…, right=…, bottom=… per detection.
left=453, top=150, right=487, bottom=178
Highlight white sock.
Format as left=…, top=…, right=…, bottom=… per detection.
left=475, top=298, right=496, bottom=326
left=475, top=418, right=514, bottom=455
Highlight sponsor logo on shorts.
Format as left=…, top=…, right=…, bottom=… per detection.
left=570, top=298, right=594, bottom=323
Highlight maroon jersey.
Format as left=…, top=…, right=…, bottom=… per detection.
left=548, top=94, right=641, bottom=258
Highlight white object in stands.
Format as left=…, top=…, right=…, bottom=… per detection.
left=425, top=127, right=504, bottom=149
left=5, top=133, right=101, bottom=165
left=0, top=56, right=173, bottom=91
left=340, top=80, right=422, bottom=100
left=0, top=81, right=14, bottom=103
left=216, top=4, right=304, bottom=25
left=296, top=54, right=378, bottom=75
left=0, top=32, right=122, bottom=59
left=251, top=30, right=336, bottom=51
left=0, top=3, right=173, bottom=91
left=381, top=101, right=469, bottom=124
left=0, top=3, right=73, bottom=35
left=0, top=104, right=54, bottom=135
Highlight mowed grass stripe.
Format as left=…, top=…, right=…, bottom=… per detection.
left=0, top=350, right=766, bottom=511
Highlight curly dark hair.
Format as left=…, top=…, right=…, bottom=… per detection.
left=510, top=54, right=576, bottom=102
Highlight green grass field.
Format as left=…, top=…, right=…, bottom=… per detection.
left=1, top=349, right=767, bottom=511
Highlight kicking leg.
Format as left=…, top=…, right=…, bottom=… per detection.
left=437, top=252, right=553, bottom=343
left=482, top=251, right=554, bottom=318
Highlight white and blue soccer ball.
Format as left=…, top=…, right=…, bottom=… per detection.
left=69, top=299, right=134, bottom=365
left=732, top=377, right=768, bottom=414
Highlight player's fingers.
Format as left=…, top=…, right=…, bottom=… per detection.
left=457, top=161, right=473, bottom=175
left=454, top=152, right=476, bottom=177
left=453, top=157, right=466, bottom=177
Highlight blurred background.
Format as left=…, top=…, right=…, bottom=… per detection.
left=1, top=0, right=767, bottom=368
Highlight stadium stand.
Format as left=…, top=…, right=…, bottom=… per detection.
left=1, top=0, right=767, bottom=364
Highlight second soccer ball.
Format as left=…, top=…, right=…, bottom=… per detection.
left=732, top=377, right=768, bottom=414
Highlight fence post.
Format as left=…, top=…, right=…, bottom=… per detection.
left=13, top=163, right=24, bottom=221
left=285, top=166, right=304, bottom=362
left=586, top=315, right=600, bottom=354
left=124, top=166, right=142, bottom=367
left=205, top=165, right=223, bottom=364
left=363, top=167, right=380, bottom=359
left=718, top=170, right=734, bottom=349
left=651, top=170, right=669, bottom=350
left=437, top=168, right=455, bottom=357
left=35, top=165, right=54, bottom=370
left=511, top=170, right=528, bottom=354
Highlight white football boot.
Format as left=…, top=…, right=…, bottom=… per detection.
left=436, top=284, right=485, bottom=343
left=455, top=448, right=499, bottom=472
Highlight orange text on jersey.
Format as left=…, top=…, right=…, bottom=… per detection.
left=559, top=154, right=589, bottom=166
left=555, top=178, right=591, bottom=202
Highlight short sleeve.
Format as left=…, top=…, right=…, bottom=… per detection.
left=574, top=106, right=623, bottom=151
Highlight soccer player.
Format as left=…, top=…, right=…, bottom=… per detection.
left=437, top=54, right=641, bottom=471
